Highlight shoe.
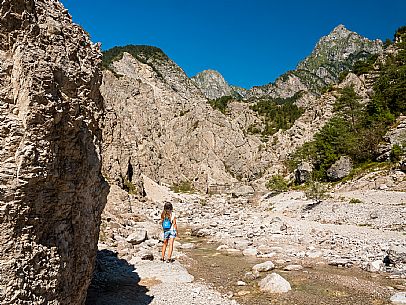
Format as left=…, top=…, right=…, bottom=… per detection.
left=166, top=258, right=174, bottom=263
left=160, top=258, right=165, bottom=262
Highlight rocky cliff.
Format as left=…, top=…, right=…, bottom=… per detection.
left=101, top=47, right=275, bottom=193
left=101, top=24, right=387, bottom=195
left=245, top=25, right=383, bottom=100
left=191, top=69, right=233, bottom=100
left=0, top=0, right=107, bottom=304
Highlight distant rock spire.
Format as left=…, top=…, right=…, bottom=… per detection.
left=191, top=69, right=233, bottom=100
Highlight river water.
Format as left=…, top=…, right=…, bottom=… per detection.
left=179, top=232, right=403, bottom=305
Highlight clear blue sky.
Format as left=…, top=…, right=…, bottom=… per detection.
left=61, top=0, right=405, bottom=89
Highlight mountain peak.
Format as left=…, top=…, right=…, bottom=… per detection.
left=191, top=69, right=233, bottom=100
left=296, top=24, right=383, bottom=84
left=323, top=24, right=354, bottom=42
left=331, top=24, right=350, bottom=34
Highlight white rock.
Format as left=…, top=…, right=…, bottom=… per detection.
left=237, top=281, right=247, bottom=286
left=192, top=287, right=202, bottom=294
left=216, top=245, right=229, bottom=250
left=252, top=261, right=275, bottom=272
left=243, top=247, right=258, bottom=256
left=391, top=292, right=406, bottom=304
left=226, top=249, right=241, bottom=254
left=284, top=264, right=304, bottom=271
left=180, top=243, right=195, bottom=249
left=126, top=230, right=147, bottom=245
left=259, top=273, right=291, bottom=293
left=367, top=260, right=383, bottom=272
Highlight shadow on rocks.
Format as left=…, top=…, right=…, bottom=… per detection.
left=86, top=250, right=153, bottom=305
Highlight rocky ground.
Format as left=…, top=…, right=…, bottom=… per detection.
left=87, top=172, right=406, bottom=304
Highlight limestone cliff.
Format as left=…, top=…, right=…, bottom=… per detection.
left=101, top=48, right=272, bottom=193
left=100, top=25, right=386, bottom=194
left=191, top=69, right=233, bottom=100
left=100, top=25, right=389, bottom=195
left=0, top=0, right=107, bottom=304
left=246, top=25, right=383, bottom=100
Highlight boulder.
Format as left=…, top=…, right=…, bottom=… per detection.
left=388, top=246, right=406, bottom=264
left=253, top=261, right=275, bottom=272
left=259, top=273, right=291, bottom=293
left=126, top=230, right=147, bottom=245
left=366, top=260, right=383, bottom=272
left=327, top=156, right=353, bottom=181
left=231, top=185, right=255, bottom=197
left=295, top=162, right=313, bottom=184
left=243, top=247, right=259, bottom=256
left=391, top=292, right=406, bottom=304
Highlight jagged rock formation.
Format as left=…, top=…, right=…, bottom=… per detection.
left=377, top=115, right=406, bottom=161
left=191, top=69, right=233, bottom=100
left=101, top=24, right=388, bottom=194
left=245, top=25, right=383, bottom=100
left=0, top=1, right=107, bottom=304
left=101, top=50, right=272, bottom=193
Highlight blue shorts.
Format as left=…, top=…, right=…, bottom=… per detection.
left=163, top=229, right=177, bottom=240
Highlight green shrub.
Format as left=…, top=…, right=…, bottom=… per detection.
left=352, top=54, right=378, bottom=75
left=171, top=180, right=194, bottom=193
left=266, top=175, right=288, bottom=193
left=390, top=144, right=404, bottom=162
left=123, top=178, right=138, bottom=194
left=349, top=198, right=363, bottom=204
left=208, top=95, right=233, bottom=114
left=304, top=181, right=327, bottom=202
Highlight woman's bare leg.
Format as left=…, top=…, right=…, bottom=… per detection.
left=167, top=238, right=174, bottom=260
left=162, top=239, right=168, bottom=260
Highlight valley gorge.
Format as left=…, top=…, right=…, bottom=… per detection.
left=1, top=1, right=405, bottom=304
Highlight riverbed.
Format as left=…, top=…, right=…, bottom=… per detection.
left=179, top=232, right=403, bottom=305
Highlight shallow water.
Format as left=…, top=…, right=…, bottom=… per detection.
left=179, top=234, right=404, bottom=305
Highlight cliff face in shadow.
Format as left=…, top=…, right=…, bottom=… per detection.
left=0, top=0, right=108, bottom=304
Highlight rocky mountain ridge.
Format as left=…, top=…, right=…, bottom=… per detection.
left=101, top=52, right=271, bottom=194
left=245, top=24, right=383, bottom=100
left=100, top=24, right=389, bottom=194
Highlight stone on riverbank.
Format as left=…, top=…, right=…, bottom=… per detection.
left=253, top=261, right=275, bottom=272
left=259, top=273, right=291, bottom=293
left=391, top=292, right=406, bottom=304
left=126, top=230, right=147, bottom=245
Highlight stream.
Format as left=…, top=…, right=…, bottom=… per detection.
left=178, top=230, right=403, bottom=305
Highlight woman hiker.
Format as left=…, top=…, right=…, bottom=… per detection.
left=160, top=202, right=178, bottom=262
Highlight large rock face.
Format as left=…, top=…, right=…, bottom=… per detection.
left=100, top=29, right=382, bottom=194
left=191, top=69, right=233, bottom=100
left=101, top=51, right=271, bottom=192
left=0, top=1, right=107, bottom=304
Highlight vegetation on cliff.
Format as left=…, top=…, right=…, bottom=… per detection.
left=249, top=92, right=305, bottom=138
left=102, top=45, right=169, bottom=78
left=208, top=95, right=234, bottom=114
left=290, top=27, right=406, bottom=181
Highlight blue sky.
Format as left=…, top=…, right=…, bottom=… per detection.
left=61, top=0, right=405, bottom=89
